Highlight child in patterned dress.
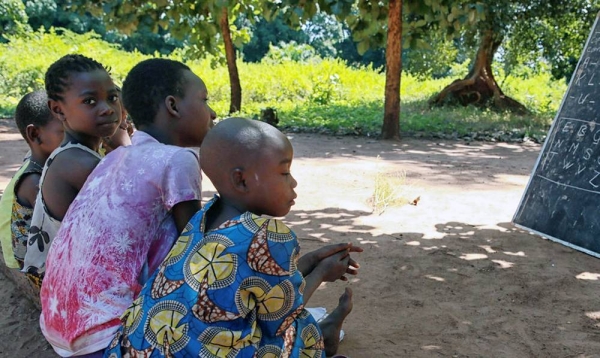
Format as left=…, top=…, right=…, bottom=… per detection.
left=2, top=91, right=63, bottom=274
left=104, top=117, right=358, bottom=358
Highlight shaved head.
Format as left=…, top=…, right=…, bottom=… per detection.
left=200, top=117, right=288, bottom=191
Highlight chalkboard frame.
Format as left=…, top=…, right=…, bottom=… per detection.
left=513, top=12, right=600, bottom=258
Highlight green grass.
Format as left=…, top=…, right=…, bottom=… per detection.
left=0, top=29, right=565, bottom=141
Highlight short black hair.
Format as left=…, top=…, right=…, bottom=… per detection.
left=45, top=54, right=107, bottom=101
left=14, top=90, right=54, bottom=140
left=122, top=58, right=191, bottom=128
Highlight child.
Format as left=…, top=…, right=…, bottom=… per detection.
left=22, top=54, right=121, bottom=282
left=0, top=91, right=63, bottom=270
left=40, top=58, right=216, bottom=357
left=104, top=117, right=358, bottom=357
left=101, top=87, right=134, bottom=155
left=11, top=91, right=64, bottom=274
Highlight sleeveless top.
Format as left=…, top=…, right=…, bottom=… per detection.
left=11, top=162, right=44, bottom=269
left=0, top=159, right=29, bottom=269
left=22, top=142, right=102, bottom=282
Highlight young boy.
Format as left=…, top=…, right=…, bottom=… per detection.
left=104, top=117, right=358, bottom=357
left=0, top=91, right=63, bottom=273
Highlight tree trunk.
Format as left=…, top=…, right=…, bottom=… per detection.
left=220, top=7, right=242, bottom=113
left=381, top=0, right=402, bottom=140
left=429, top=30, right=529, bottom=114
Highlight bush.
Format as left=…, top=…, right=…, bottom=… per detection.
left=0, top=28, right=149, bottom=115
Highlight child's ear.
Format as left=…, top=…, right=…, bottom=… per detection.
left=48, top=99, right=65, bottom=121
left=230, top=168, right=249, bottom=193
left=165, top=96, right=179, bottom=117
left=25, top=124, right=41, bottom=145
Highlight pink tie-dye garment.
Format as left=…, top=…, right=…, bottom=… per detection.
left=40, top=131, right=202, bottom=357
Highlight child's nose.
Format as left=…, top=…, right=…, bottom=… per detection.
left=99, top=101, right=115, bottom=115
left=291, top=175, right=298, bottom=189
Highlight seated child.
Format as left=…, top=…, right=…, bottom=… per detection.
left=0, top=91, right=63, bottom=270
left=104, top=117, right=358, bottom=357
left=23, top=54, right=121, bottom=283
left=0, top=163, right=28, bottom=269
left=40, top=58, right=216, bottom=357
left=101, top=87, right=134, bottom=155
left=11, top=91, right=64, bottom=273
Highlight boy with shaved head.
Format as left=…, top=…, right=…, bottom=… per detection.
left=105, top=117, right=360, bottom=357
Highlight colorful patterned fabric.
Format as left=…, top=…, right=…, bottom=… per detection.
left=11, top=164, right=43, bottom=269
left=104, top=196, right=325, bottom=358
left=41, top=131, right=202, bottom=357
left=0, top=160, right=29, bottom=269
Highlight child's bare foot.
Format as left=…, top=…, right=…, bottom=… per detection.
left=319, top=287, right=353, bottom=357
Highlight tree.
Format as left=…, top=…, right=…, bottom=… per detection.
left=22, top=0, right=182, bottom=54
left=239, top=14, right=308, bottom=62
left=64, top=1, right=259, bottom=114
left=0, top=0, right=30, bottom=42
left=429, top=1, right=598, bottom=112
left=381, top=0, right=402, bottom=140
left=272, top=0, right=478, bottom=139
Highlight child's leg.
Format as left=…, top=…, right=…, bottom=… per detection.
left=318, top=287, right=353, bottom=357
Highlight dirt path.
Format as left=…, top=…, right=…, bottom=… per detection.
left=2, top=118, right=600, bottom=357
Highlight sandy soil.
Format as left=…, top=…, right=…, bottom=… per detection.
left=1, top=117, right=600, bottom=357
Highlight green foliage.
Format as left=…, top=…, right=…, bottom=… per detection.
left=0, top=30, right=564, bottom=142
left=0, top=0, right=31, bottom=42
left=263, top=41, right=318, bottom=64
left=0, top=28, right=149, bottom=114
left=240, top=15, right=308, bottom=62
left=22, top=0, right=181, bottom=55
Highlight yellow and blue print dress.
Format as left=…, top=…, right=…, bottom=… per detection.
left=104, top=196, right=325, bottom=358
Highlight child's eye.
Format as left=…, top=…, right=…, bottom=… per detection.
left=84, top=98, right=97, bottom=105
left=109, top=95, right=119, bottom=102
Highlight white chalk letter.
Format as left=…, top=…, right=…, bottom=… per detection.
left=589, top=170, right=600, bottom=188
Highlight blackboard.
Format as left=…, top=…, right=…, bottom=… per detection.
left=513, top=12, right=600, bottom=257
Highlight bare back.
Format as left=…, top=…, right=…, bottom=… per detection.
left=41, top=146, right=101, bottom=221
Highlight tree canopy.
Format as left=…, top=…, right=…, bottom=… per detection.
left=1, top=0, right=30, bottom=41
left=429, top=1, right=598, bottom=111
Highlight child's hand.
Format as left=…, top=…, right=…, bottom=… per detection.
left=314, top=249, right=353, bottom=282
left=298, top=243, right=363, bottom=278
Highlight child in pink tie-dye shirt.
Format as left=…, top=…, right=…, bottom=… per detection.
left=40, top=59, right=217, bottom=357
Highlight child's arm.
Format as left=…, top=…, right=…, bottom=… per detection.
left=297, top=243, right=362, bottom=278
left=164, top=149, right=203, bottom=235
left=41, top=150, right=100, bottom=221
left=172, top=200, right=202, bottom=234
left=15, top=173, right=41, bottom=208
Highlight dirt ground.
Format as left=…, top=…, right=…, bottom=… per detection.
left=2, top=117, right=600, bottom=358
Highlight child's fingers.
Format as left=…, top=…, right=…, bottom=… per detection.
left=348, top=245, right=364, bottom=253
left=320, top=243, right=352, bottom=258
left=327, top=249, right=350, bottom=262
left=340, top=254, right=351, bottom=267
left=348, top=257, right=360, bottom=269
left=346, top=267, right=359, bottom=276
